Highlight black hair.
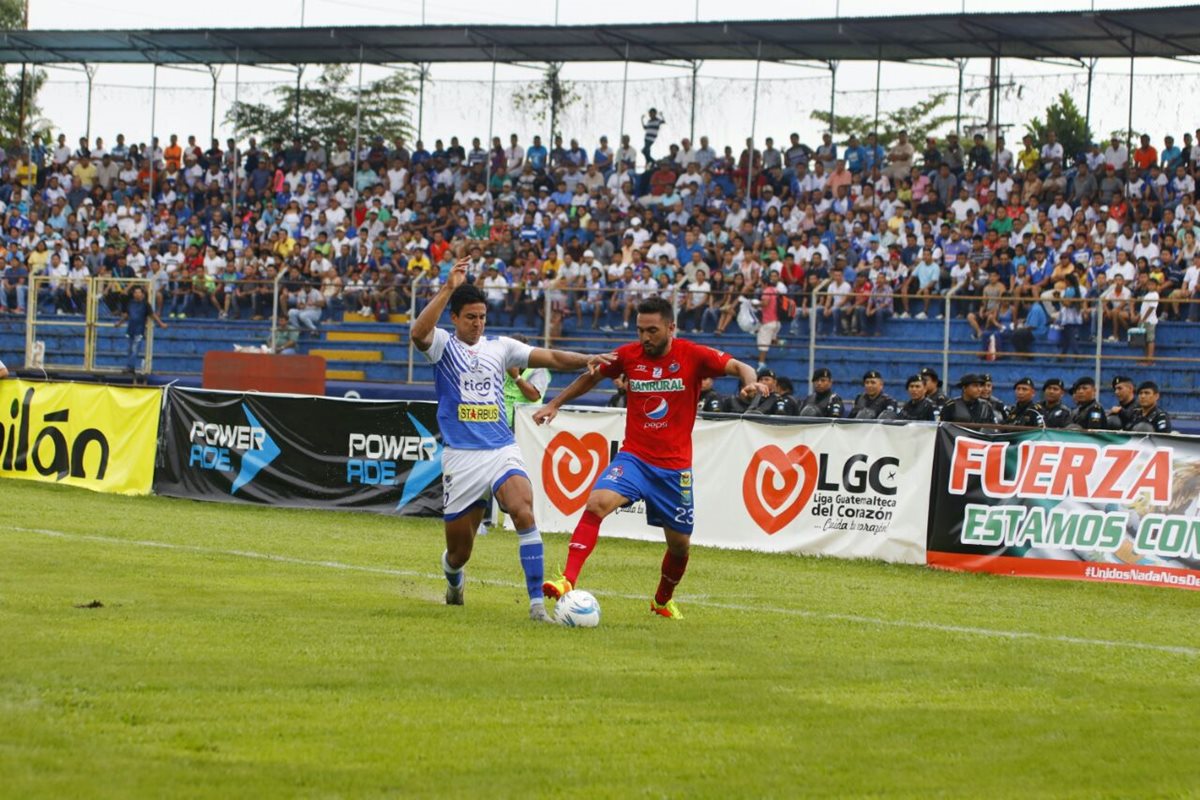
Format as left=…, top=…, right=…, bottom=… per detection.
left=636, top=296, right=674, bottom=323
left=450, top=284, right=487, bottom=315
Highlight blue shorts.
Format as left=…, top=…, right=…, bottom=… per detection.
left=593, top=452, right=695, bottom=534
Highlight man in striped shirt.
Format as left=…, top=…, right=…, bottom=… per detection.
left=642, top=108, right=665, bottom=166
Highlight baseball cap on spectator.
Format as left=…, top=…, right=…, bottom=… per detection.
left=1014, top=377, right=1035, bottom=389
left=631, top=216, right=643, bottom=226
left=1070, top=376, right=1095, bottom=393
left=1111, top=375, right=1134, bottom=389
left=1043, top=378, right=1065, bottom=390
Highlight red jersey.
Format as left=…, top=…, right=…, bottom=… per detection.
left=602, top=338, right=731, bottom=469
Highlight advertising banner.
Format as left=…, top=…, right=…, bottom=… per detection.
left=516, top=409, right=934, bottom=564
left=153, top=387, right=442, bottom=515
left=928, top=425, right=1200, bottom=590
left=0, top=379, right=161, bottom=495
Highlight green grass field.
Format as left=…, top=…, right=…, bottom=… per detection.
left=2, top=479, right=1199, bottom=798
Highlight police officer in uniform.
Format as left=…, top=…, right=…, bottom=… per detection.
left=939, top=373, right=997, bottom=424
left=797, top=367, right=844, bottom=418
left=851, top=370, right=900, bottom=419
left=920, top=366, right=949, bottom=407
left=763, top=375, right=801, bottom=416
left=898, top=374, right=937, bottom=421
left=698, top=375, right=725, bottom=413
left=1126, top=380, right=1173, bottom=433
left=1108, top=375, right=1137, bottom=430
left=1003, top=376, right=1045, bottom=427
left=1037, top=378, right=1072, bottom=429
left=1068, top=376, right=1108, bottom=430
left=980, top=374, right=1007, bottom=423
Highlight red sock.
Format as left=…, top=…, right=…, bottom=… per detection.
left=564, top=511, right=602, bottom=585
left=654, top=551, right=689, bottom=605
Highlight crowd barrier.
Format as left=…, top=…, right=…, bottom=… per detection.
left=6, top=379, right=1197, bottom=591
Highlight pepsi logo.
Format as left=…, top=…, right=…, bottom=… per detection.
left=644, top=395, right=669, bottom=420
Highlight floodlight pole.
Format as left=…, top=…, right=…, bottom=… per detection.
left=352, top=45, right=364, bottom=184
left=746, top=41, right=762, bottom=208
left=689, top=60, right=700, bottom=143
left=873, top=52, right=882, bottom=145
left=417, top=62, right=430, bottom=143
left=232, top=48, right=240, bottom=235
left=1083, top=57, right=1097, bottom=136
left=619, top=43, right=630, bottom=158
left=486, top=47, right=498, bottom=188
left=208, top=64, right=221, bottom=145
left=955, top=58, right=965, bottom=135
left=83, top=64, right=95, bottom=142
left=149, top=63, right=158, bottom=207
left=827, top=60, right=838, bottom=138
left=1126, top=34, right=1136, bottom=161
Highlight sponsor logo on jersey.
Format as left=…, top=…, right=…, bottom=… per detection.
left=458, top=404, right=501, bottom=422
left=680, top=471, right=692, bottom=487
left=633, top=364, right=649, bottom=373
left=628, top=378, right=685, bottom=392
left=652, top=367, right=663, bottom=378
left=669, top=362, right=680, bottom=373
left=644, top=396, right=669, bottom=420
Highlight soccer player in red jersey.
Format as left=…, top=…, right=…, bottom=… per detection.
left=532, top=296, right=766, bottom=619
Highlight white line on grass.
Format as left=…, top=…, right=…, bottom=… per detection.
left=9, top=525, right=1199, bottom=658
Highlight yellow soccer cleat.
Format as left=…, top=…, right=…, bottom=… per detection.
left=650, top=598, right=683, bottom=620
left=542, top=575, right=573, bottom=600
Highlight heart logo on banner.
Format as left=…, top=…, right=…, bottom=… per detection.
left=742, top=444, right=818, bottom=534
left=542, top=431, right=610, bottom=515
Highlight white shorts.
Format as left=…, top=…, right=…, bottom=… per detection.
left=441, top=443, right=529, bottom=521
left=757, top=320, right=781, bottom=348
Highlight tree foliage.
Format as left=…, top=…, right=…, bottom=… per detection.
left=1025, top=91, right=1094, bottom=168
left=226, top=65, right=415, bottom=147
left=512, top=63, right=579, bottom=142
left=809, top=92, right=959, bottom=148
left=0, top=0, right=52, bottom=144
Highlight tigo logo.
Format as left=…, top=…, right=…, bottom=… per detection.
left=742, top=444, right=818, bottom=534
left=542, top=431, right=609, bottom=514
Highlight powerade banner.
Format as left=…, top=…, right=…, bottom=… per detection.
left=928, top=425, right=1200, bottom=590
left=516, top=408, right=933, bottom=564
left=0, top=380, right=161, bottom=495
left=154, top=387, right=442, bottom=514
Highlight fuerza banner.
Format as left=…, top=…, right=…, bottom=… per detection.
left=153, top=387, right=443, bottom=515
left=928, top=425, right=1200, bottom=590
left=516, top=408, right=934, bottom=564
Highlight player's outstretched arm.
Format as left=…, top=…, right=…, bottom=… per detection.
left=532, top=370, right=607, bottom=426
left=410, top=259, right=468, bottom=352
left=726, top=357, right=769, bottom=400
left=527, top=347, right=616, bottom=374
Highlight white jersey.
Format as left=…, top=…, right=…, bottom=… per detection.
left=422, top=327, right=533, bottom=449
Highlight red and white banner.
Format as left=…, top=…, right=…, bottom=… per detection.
left=515, top=408, right=935, bottom=564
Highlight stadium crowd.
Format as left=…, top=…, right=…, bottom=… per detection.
left=0, top=112, right=1194, bottom=423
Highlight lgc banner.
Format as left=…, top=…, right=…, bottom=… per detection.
left=153, top=387, right=443, bottom=514
left=928, top=425, right=1200, bottom=590
left=516, top=408, right=934, bottom=564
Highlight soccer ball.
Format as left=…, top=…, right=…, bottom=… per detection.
left=554, top=590, right=600, bottom=628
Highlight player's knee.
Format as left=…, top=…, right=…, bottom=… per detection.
left=584, top=493, right=617, bottom=517
left=508, top=505, right=535, bottom=531
left=667, top=537, right=690, bottom=558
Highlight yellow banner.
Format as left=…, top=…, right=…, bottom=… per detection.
left=0, top=380, right=161, bottom=495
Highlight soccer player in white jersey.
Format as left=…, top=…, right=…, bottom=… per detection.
left=411, top=259, right=611, bottom=622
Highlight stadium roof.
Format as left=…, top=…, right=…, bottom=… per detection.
left=1, top=7, right=1200, bottom=66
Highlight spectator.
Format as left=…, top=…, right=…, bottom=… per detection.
left=796, top=367, right=844, bottom=418
left=850, top=370, right=899, bottom=419
left=1126, top=380, right=1172, bottom=433
left=898, top=374, right=936, bottom=421
left=1037, top=378, right=1072, bottom=428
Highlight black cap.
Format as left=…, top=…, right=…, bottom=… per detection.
left=756, top=366, right=776, bottom=379
left=1070, top=376, right=1096, bottom=393
left=1043, top=378, right=1065, bottom=391
left=812, top=367, right=832, bottom=381
left=906, top=374, right=923, bottom=386
left=1111, top=374, right=1134, bottom=389
left=863, top=370, right=882, bottom=382
left=919, top=367, right=940, bottom=382
left=1138, top=380, right=1160, bottom=393
left=957, top=373, right=986, bottom=387
left=981, top=373, right=993, bottom=384
left=1014, top=377, right=1035, bottom=389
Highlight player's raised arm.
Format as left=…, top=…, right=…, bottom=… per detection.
left=410, top=258, right=468, bottom=351
left=532, top=369, right=609, bottom=426
left=527, top=347, right=616, bottom=374
left=726, top=357, right=769, bottom=400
